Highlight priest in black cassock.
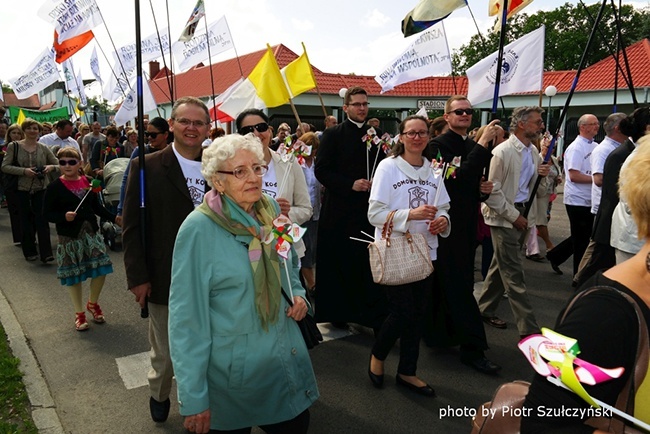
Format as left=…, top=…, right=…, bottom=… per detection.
left=314, top=87, right=387, bottom=330
left=425, top=96, right=502, bottom=375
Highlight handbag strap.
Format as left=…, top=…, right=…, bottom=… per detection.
left=381, top=210, right=397, bottom=244
left=12, top=142, right=19, bottom=166
left=280, top=287, right=295, bottom=307
left=559, top=285, right=649, bottom=428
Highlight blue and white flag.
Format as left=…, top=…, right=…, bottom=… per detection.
left=466, top=26, right=545, bottom=105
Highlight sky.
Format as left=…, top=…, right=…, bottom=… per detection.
left=0, top=0, right=644, bottom=98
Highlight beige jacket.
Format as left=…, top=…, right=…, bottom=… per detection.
left=482, top=135, right=549, bottom=229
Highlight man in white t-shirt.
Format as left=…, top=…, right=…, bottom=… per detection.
left=589, top=113, right=627, bottom=215
left=547, top=114, right=599, bottom=277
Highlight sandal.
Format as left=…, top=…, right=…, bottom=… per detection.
left=86, top=301, right=105, bottom=323
left=75, top=312, right=89, bottom=331
left=482, top=316, right=507, bottom=329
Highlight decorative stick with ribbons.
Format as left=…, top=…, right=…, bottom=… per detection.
left=518, top=328, right=650, bottom=432
left=263, top=214, right=306, bottom=299
left=73, top=178, right=102, bottom=213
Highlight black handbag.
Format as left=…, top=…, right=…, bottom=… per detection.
left=1, top=142, right=19, bottom=193
left=281, top=288, right=323, bottom=350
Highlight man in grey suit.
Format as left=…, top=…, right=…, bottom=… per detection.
left=122, top=96, right=210, bottom=423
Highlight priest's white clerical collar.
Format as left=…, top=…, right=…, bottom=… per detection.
left=347, top=118, right=365, bottom=128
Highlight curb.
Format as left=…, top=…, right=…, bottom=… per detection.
left=0, top=289, right=65, bottom=434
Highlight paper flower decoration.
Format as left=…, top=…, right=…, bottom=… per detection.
left=102, top=146, right=120, bottom=158
left=431, top=155, right=461, bottom=180
left=518, top=328, right=624, bottom=407
left=263, top=215, right=306, bottom=259
left=362, top=127, right=380, bottom=150
left=278, top=138, right=311, bottom=166
left=89, top=178, right=102, bottom=193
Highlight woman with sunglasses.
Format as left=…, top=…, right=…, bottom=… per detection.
left=1, top=119, right=59, bottom=262
left=43, top=147, right=118, bottom=331
left=115, top=117, right=171, bottom=218
left=235, top=109, right=312, bottom=258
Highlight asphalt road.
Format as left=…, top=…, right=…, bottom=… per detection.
left=0, top=195, right=576, bottom=434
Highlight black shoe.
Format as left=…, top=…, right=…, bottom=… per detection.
left=461, top=356, right=501, bottom=375
left=526, top=254, right=545, bottom=262
left=42, top=255, right=54, bottom=263
left=396, top=374, right=436, bottom=397
left=149, top=397, right=170, bottom=423
left=25, top=255, right=39, bottom=262
left=549, top=260, right=563, bottom=275
left=368, top=355, right=384, bottom=389
left=481, top=316, right=507, bottom=329
left=331, top=322, right=349, bottom=330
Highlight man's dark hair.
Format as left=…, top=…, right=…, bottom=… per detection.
left=344, top=87, right=367, bottom=105
left=55, top=119, right=73, bottom=130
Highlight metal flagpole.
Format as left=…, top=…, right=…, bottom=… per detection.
left=523, top=0, right=610, bottom=219
left=490, top=0, right=509, bottom=118
left=135, top=0, right=148, bottom=318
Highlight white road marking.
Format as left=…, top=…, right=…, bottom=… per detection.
left=114, top=325, right=355, bottom=389
left=115, top=351, right=150, bottom=390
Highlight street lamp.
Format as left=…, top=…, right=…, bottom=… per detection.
left=544, top=85, right=557, bottom=130
left=338, top=88, right=348, bottom=99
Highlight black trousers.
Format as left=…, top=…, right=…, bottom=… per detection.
left=16, top=190, right=52, bottom=260
left=546, top=204, right=593, bottom=276
left=4, top=188, right=22, bottom=243
left=574, top=241, right=615, bottom=288
left=372, top=272, right=432, bottom=376
left=208, top=409, right=310, bottom=434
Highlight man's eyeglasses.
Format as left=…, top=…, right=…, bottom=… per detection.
left=347, top=102, right=369, bottom=108
left=58, top=159, right=79, bottom=166
left=402, top=130, right=429, bottom=139
left=448, top=108, right=474, bottom=116
left=173, top=118, right=208, bottom=128
left=144, top=131, right=161, bottom=138
left=238, top=123, right=269, bottom=135
left=217, top=164, right=268, bottom=179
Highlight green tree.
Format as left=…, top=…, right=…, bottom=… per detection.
left=2, top=83, right=13, bottom=94
left=453, top=2, right=650, bottom=75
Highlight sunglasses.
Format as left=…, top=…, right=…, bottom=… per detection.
left=144, top=131, right=161, bottom=138
left=239, top=122, right=269, bottom=135
left=58, top=159, right=79, bottom=166
left=448, top=108, right=474, bottom=116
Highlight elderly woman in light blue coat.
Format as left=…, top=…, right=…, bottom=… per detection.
left=169, top=133, right=318, bottom=434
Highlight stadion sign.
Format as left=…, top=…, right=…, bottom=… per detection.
left=417, top=100, right=446, bottom=110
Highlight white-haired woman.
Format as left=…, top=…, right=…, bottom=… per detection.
left=168, top=133, right=318, bottom=434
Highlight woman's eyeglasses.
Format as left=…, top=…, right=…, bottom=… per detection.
left=448, top=108, right=474, bottom=116
left=217, top=164, right=268, bottom=179
left=238, top=123, right=269, bottom=135
left=58, top=159, right=79, bottom=166
left=144, top=131, right=161, bottom=138
left=402, top=131, right=429, bottom=139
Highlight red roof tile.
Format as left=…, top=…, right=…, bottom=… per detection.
left=0, top=94, right=41, bottom=110
left=149, top=39, right=650, bottom=103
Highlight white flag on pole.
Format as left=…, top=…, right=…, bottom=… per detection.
left=172, top=16, right=233, bottom=73
left=77, top=70, right=88, bottom=106
left=466, top=25, right=545, bottom=105
left=113, top=77, right=157, bottom=127
left=90, top=46, right=103, bottom=86
left=62, top=58, right=78, bottom=96
left=416, top=106, right=428, bottom=118
left=9, top=48, right=59, bottom=99
left=375, top=23, right=452, bottom=93
left=38, top=0, right=103, bottom=43
left=113, top=28, right=171, bottom=72
left=102, top=62, right=135, bottom=102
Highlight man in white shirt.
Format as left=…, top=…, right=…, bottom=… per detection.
left=39, top=119, right=82, bottom=156
left=571, top=113, right=627, bottom=286
left=477, top=106, right=549, bottom=339
left=546, top=114, right=599, bottom=277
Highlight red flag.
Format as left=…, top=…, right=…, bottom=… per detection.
left=54, top=30, right=94, bottom=64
